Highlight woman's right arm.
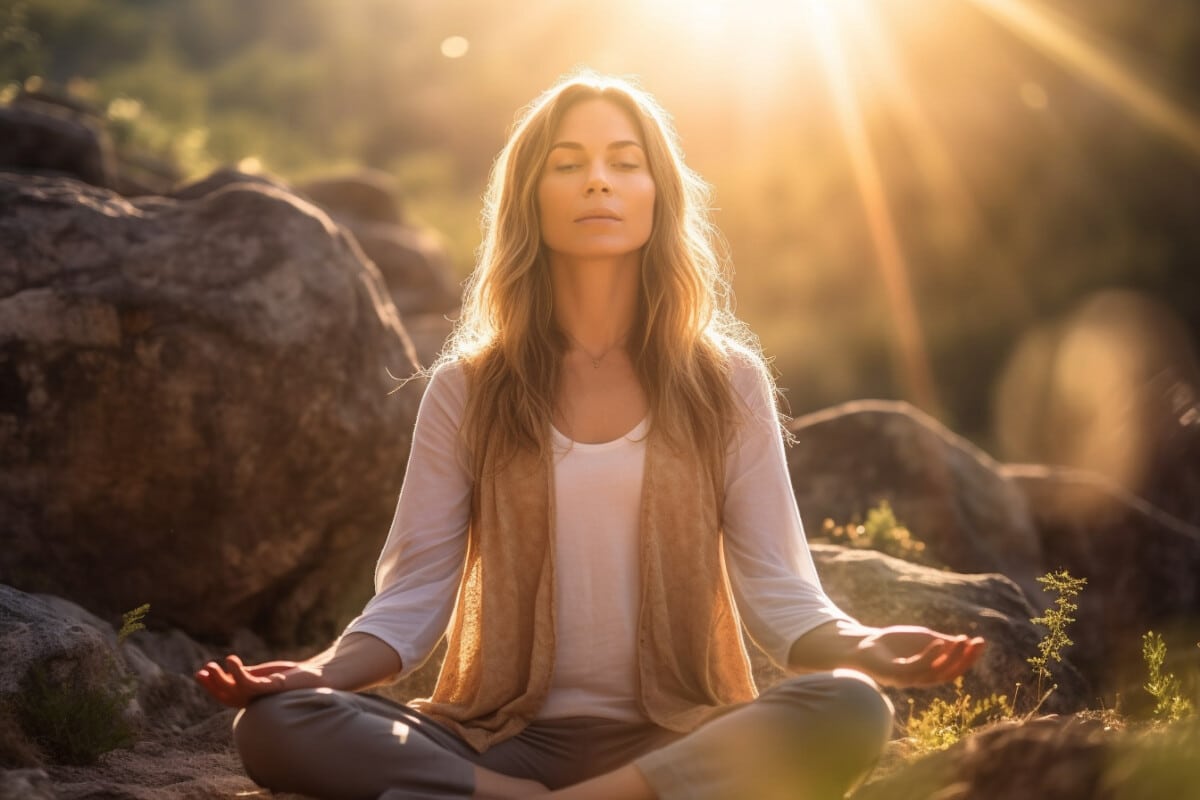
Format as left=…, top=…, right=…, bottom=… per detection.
left=196, top=364, right=473, bottom=708
left=195, top=631, right=402, bottom=708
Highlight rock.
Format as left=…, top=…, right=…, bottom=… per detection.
left=295, top=171, right=459, bottom=319
left=0, top=172, right=422, bottom=644
left=806, top=545, right=1090, bottom=715
left=112, top=152, right=181, bottom=198
left=298, top=170, right=405, bottom=225
left=170, top=166, right=291, bottom=200
left=0, top=585, right=138, bottom=768
left=178, top=170, right=460, bottom=322
left=12, top=89, right=103, bottom=118
left=852, top=715, right=1200, bottom=800
left=345, top=221, right=460, bottom=316
left=853, top=714, right=1110, bottom=800
left=787, top=401, right=1046, bottom=601
left=0, top=101, right=116, bottom=190
left=0, top=768, right=56, bottom=800
left=1003, top=464, right=1200, bottom=704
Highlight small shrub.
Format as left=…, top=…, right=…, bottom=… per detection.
left=13, top=663, right=136, bottom=766
left=1028, top=569, right=1087, bottom=706
left=820, top=501, right=935, bottom=565
left=1142, top=631, right=1195, bottom=723
left=904, top=677, right=1014, bottom=755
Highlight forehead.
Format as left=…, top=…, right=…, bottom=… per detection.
left=551, top=98, right=643, bottom=146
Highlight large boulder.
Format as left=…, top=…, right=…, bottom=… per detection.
left=1003, top=464, right=1200, bottom=704
left=787, top=401, right=1046, bottom=601
left=0, top=172, right=422, bottom=644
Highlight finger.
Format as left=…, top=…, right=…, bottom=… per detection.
left=201, top=660, right=238, bottom=690
left=874, top=641, right=948, bottom=685
left=195, top=671, right=240, bottom=706
left=933, top=639, right=985, bottom=682
left=227, top=655, right=264, bottom=691
left=929, top=637, right=969, bottom=670
left=952, top=639, right=987, bottom=674
left=906, top=638, right=952, bottom=670
left=887, top=639, right=967, bottom=686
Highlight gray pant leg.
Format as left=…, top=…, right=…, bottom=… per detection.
left=635, top=672, right=894, bottom=800
left=233, top=689, right=477, bottom=800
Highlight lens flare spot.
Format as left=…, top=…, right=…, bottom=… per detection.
left=440, top=36, right=470, bottom=59
left=993, top=290, right=1200, bottom=500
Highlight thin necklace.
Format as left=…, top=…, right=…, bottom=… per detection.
left=563, top=328, right=631, bottom=369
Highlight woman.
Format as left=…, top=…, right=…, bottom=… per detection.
left=197, top=72, right=985, bottom=800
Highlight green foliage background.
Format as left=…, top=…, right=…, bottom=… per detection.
left=4, top=0, right=1198, bottom=448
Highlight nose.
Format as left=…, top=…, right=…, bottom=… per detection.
left=585, top=163, right=612, bottom=195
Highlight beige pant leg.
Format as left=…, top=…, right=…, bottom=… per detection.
left=634, top=672, right=894, bottom=800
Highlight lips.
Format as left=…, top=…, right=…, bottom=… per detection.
left=575, top=209, right=622, bottom=222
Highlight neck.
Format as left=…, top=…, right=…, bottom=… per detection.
left=548, top=251, right=640, bottom=354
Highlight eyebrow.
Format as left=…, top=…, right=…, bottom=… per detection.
left=548, top=140, right=645, bottom=152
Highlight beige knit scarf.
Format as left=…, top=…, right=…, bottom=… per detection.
left=412, top=427, right=758, bottom=753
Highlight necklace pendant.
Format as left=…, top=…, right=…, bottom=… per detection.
left=591, top=358, right=601, bottom=369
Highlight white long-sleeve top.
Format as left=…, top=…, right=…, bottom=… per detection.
left=343, top=356, right=852, bottom=721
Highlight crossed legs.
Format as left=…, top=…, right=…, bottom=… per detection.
left=233, top=671, right=893, bottom=800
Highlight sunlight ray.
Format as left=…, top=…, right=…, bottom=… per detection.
left=969, top=0, right=1200, bottom=158
left=846, top=5, right=985, bottom=249
left=803, top=0, right=941, bottom=414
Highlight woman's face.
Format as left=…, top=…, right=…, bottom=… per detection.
left=536, top=98, right=656, bottom=264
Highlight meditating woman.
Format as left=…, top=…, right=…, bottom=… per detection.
left=196, top=72, right=985, bottom=800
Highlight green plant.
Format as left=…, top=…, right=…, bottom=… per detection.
left=904, top=676, right=1014, bottom=755
left=13, top=663, right=136, bottom=765
left=820, top=501, right=934, bottom=565
left=1142, top=631, right=1195, bottom=723
left=901, top=568, right=1089, bottom=759
left=1027, top=569, right=1087, bottom=706
left=117, top=603, right=149, bottom=645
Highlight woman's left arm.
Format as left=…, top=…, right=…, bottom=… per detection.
left=721, top=355, right=985, bottom=688
left=787, top=619, right=985, bottom=687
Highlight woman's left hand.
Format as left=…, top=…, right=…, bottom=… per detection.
left=851, top=625, right=986, bottom=687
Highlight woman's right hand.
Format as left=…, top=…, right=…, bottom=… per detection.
left=195, top=654, right=323, bottom=708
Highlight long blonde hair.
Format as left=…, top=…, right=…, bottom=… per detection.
left=436, top=71, right=774, bottom=478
